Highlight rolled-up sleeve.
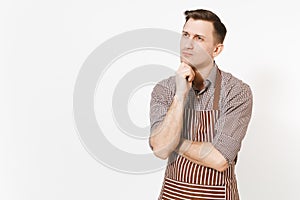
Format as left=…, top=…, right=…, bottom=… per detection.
left=212, top=81, right=253, bottom=163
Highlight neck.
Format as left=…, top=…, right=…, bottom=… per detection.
left=196, top=60, right=214, bottom=80
left=191, top=61, right=214, bottom=91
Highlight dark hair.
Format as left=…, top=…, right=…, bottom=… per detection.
left=184, top=9, right=227, bottom=44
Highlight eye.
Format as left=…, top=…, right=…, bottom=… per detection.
left=195, top=36, right=204, bottom=41
left=182, top=32, right=189, bottom=37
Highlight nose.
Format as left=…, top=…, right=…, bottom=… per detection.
left=183, top=37, right=194, bottom=49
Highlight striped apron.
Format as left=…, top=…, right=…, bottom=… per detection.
left=158, top=70, right=239, bottom=200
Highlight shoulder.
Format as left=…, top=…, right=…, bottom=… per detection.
left=151, top=76, right=176, bottom=105
left=220, top=69, right=253, bottom=101
left=152, top=75, right=176, bottom=95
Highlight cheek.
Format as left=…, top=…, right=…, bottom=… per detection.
left=180, top=37, right=188, bottom=48
left=206, top=43, right=217, bottom=55
left=194, top=44, right=209, bottom=55
left=207, top=48, right=214, bottom=56
left=201, top=45, right=215, bottom=57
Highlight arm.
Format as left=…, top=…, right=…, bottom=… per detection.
left=176, top=139, right=228, bottom=172
left=149, top=95, right=185, bottom=159
left=212, top=82, right=253, bottom=163
left=175, top=81, right=253, bottom=172
left=149, top=62, right=195, bottom=159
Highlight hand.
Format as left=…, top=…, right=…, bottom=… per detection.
left=175, top=62, right=195, bottom=102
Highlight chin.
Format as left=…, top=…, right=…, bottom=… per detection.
left=181, top=56, right=193, bottom=64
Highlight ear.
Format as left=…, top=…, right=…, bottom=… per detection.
left=213, top=43, right=224, bottom=58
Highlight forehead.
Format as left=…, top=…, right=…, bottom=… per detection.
left=183, top=19, right=214, bottom=37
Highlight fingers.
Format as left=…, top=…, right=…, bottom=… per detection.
left=175, top=62, right=194, bottom=101
left=177, top=62, right=195, bottom=82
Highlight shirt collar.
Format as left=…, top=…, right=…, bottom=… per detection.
left=193, top=63, right=218, bottom=95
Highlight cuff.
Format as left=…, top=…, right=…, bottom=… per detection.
left=212, top=134, right=241, bottom=164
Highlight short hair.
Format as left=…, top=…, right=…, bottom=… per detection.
left=184, top=9, right=227, bottom=44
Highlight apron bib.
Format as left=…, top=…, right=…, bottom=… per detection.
left=158, top=70, right=239, bottom=200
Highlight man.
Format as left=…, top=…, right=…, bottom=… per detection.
left=149, top=9, right=253, bottom=200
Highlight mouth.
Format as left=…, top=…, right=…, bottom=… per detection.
left=181, top=51, right=193, bottom=57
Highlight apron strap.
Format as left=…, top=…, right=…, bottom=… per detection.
left=213, top=69, right=222, bottom=110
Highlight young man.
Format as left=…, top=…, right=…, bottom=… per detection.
left=149, top=9, right=253, bottom=199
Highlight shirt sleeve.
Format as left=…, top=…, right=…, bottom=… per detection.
left=212, top=80, right=253, bottom=163
left=149, top=76, right=176, bottom=133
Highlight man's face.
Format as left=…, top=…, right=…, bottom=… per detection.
left=180, top=18, right=218, bottom=69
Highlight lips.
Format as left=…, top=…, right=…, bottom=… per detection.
left=182, top=51, right=193, bottom=56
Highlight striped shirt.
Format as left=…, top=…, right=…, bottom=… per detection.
left=150, top=64, right=253, bottom=163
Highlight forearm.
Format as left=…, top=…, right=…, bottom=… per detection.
left=150, top=95, right=185, bottom=159
left=150, top=62, right=195, bottom=159
left=176, top=139, right=228, bottom=172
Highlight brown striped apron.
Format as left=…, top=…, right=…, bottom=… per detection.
left=158, top=70, right=239, bottom=200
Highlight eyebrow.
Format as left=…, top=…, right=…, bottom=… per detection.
left=182, top=30, right=206, bottom=38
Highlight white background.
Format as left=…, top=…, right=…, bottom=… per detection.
left=2, top=0, right=300, bottom=199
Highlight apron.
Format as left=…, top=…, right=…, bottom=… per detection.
left=158, top=70, right=239, bottom=200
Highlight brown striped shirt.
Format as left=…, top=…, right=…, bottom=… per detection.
left=150, top=64, right=253, bottom=163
